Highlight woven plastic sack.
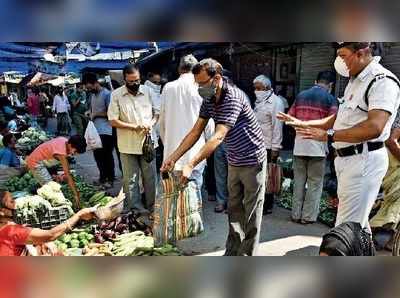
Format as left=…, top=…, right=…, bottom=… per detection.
left=153, top=172, right=204, bottom=246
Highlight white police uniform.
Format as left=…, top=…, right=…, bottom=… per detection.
left=333, top=59, right=400, bottom=229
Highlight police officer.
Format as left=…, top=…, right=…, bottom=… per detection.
left=278, top=42, right=400, bottom=230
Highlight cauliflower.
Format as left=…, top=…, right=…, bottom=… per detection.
left=37, top=182, right=71, bottom=207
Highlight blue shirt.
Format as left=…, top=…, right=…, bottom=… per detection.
left=90, top=88, right=112, bottom=136
left=0, top=147, right=20, bottom=167
left=199, top=80, right=266, bottom=167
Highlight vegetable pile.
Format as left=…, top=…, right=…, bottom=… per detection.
left=60, top=175, right=99, bottom=207
left=277, top=178, right=337, bottom=227
left=17, top=127, right=49, bottom=148
left=112, top=231, right=181, bottom=256
left=55, top=230, right=95, bottom=251
left=13, top=181, right=74, bottom=227
left=4, top=173, right=40, bottom=193
left=87, top=191, right=113, bottom=208
left=37, top=182, right=72, bottom=207
left=93, top=212, right=151, bottom=244
left=83, top=242, right=113, bottom=256
left=14, top=195, right=53, bottom=224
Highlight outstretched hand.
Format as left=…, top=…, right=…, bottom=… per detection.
left=276, top=112, right=307, bottom=128
left=295, top=127, right=328, bottom=142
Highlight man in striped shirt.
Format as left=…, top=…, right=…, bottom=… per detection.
left=161, top=58, right=267, bottom=256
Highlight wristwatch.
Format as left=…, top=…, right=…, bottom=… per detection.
left=327, top=129, right=335, bottom=143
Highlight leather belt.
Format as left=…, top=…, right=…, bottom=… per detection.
left=336, top=142, right=384, bottom=157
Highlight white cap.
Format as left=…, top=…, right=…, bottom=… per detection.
left=253, top=75, right=272, bottom=88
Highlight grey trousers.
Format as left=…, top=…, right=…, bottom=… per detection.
left=292, top=156, right=326, bottom=222
left=225, top=160, right=267, bottom=256
left=120, top=153, right=157, bottom=214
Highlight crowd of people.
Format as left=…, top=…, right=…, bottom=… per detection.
left=1, top=41, right=400, bottom=256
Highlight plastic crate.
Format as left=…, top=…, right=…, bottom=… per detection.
left=13, top=205, right=72, bottom=230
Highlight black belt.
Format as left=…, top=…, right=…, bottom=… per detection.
left=336, top=142, right=384, bottom=157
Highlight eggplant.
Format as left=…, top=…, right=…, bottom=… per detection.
left=95, top=234, right=105, bottom=244
left=103, top=230, right=115, bottom=239
left=107, top=221, right=116, bottom=230
left=100, top=222, right=109, bottom=230
left=114, top=217, right=122, bottom=229
left=115, top=223, right=128, bottom=233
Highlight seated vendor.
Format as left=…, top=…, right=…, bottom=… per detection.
left=0, top=133, right=20, bottom=168
left=26, top=135, right=87, bottom=208
left=0, top=190, right=95, bottom=256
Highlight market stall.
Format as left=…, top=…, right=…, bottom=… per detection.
left=1, top=170, right=181, bottom=256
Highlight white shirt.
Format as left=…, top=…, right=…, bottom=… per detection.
left=254, top=91, right=285, bottom=151
left=52, top=94, right=70, bottom=114
left=159, top=73, right=209, bottom=171
left=333, top=59, right=400, bottom=149
left=144, top=80, right=162, bottom=146
left=108, top=85, right=159, bottom=154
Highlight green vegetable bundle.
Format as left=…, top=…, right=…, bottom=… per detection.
left=55, top=230, right=95, bottom=251
left=61, top=175, right=98, bottom=206
left=4, top=173, right=39, bottom=193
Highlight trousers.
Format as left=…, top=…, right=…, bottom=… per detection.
left=335, top=147, right=388, bottom=230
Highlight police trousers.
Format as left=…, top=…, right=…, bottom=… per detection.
left=334, top=146, right=388, bottom=230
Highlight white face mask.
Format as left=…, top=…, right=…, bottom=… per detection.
left=334, top=56, right=350, bottom=77
left=145, top=80, right=161, bottom=93
left=254, top=90, right=269, bottom=102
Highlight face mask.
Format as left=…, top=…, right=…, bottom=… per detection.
left=127, top=82, right=140, bottom=93
left=146, top=81, right=161, bottom=93
left=198, top=84, right=217, bottom=101
left=334, top=56, right=350, bottom=77
left=254, top=90, right=270, bottom=102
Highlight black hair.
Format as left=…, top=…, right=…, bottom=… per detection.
left=56, top=87, right=64, bottom=95
left=68, top=135, right=87, bottom=154
left=0, top=121, right=7, bottom=131
left=2, top=133, right=14, bottom=147
left=316, top=71, right=336, bottom=85
left=32, top=86, right=40, bottom=95
left=123, top=64, right=140, bottom=79
left=147, top=72, right=160, bottom=80
left=82, top=72, right=99, bottom=85
left=111, top=79, right=121, bottom=90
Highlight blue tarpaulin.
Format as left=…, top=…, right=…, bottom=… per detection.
left=0, top=42, right=178, bottom=75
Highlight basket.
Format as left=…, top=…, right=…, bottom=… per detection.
left=95, top=189, right=125, bottom=221
left=13, top=205, right=72, bottom=230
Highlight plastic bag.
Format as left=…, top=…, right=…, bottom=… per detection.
left=142, top=133, right=155, bottom=163
left=84, top=121, right=102, bottom=150
left=153, top=172, right=204, bottom=246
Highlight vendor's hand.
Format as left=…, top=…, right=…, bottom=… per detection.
left=160, top=157, right=175, bottom=173
left=180, top=164, right=194, bottom=185
left=78, top=208, right=95, bottom=221
left=295, top=126, right=328, bottom=142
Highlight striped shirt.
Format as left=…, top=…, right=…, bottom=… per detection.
left=199, top=80, right=266, bottom=166
left=289, top=85, right=338, bottom=157
left=288, top=85, right=338, bottom=121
